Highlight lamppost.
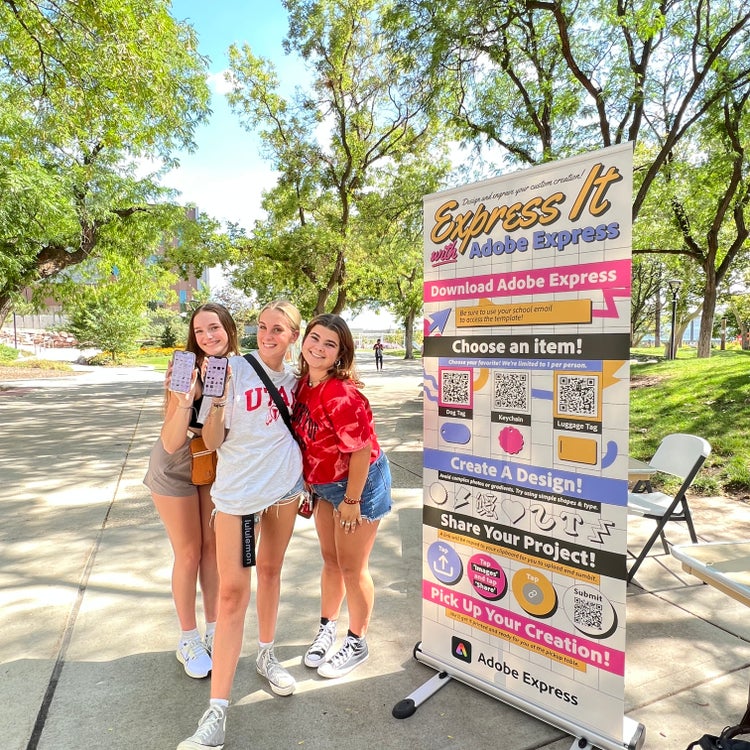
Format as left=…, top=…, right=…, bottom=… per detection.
left=666, top=278, right=682, bottom=360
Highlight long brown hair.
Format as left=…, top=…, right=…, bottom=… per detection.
left=162, top=303, right=240, bottom=414
left=298, top=313, right=363, bottom=387
left=186, top=302, right=240, bottom=363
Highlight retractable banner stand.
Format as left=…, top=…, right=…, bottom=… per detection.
left=397, top=144, right=644, bottom=750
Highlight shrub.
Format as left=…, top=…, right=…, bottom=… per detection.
left=160, top=322, right=178, bottom=348
left=0, top=344, right=20, bottom=364
left=10, top=359, right=71, bottom=372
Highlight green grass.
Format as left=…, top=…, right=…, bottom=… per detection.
left=127, top=354, right=170, bottom=371
left=121, top=347, right=177, bottom=371
left=2, top=358, right=72, bottom=372
left=629, top=348, right=750, bottom=497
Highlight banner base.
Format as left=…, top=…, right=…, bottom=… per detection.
left=392, top=669, right=452, bottom=718
left=394, top=642, right=645, bottom=750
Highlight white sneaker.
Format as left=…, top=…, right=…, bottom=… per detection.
left=177, top=704, right=226, bottom=749
left=176, top=635, right=212, bottom=679
left=204, top=631, right=214, bottom=656
left=256, top=646, right=296, bottom=696
left=304, top=620, right=337, bottom=668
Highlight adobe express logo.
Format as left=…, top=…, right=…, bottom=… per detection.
left=451, top=636, right=472, bottom=664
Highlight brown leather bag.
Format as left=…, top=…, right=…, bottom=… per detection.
left=189, top=436, right=218, bottom=486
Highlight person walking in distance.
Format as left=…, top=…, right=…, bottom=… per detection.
left=373, top=338, right=384, bottom=370
left=178, top=300, right=304, bottom=750
left=144, top=303, right=240, bottom=680
left=292, top=314, right=392, bottom=679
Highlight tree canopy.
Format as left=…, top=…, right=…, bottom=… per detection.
left=224, top=0, right=451, bottom=338
left=0, top=0, right=219, bottom=326
left=387, top=0, right=750, bottom=356
left=5, top=0, right=750, bottom=356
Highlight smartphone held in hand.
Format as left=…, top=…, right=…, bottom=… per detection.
left=203, top=356, right=228, bottom=398
left=169, top=350, right=196, bottom=393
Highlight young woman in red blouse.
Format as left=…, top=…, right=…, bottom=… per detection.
left=292, top=313, right=392, bottom=678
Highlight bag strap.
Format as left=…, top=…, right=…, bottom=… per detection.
left=243, top=353, right=294, bottom=435
left=742, top=681, right=750, bottom=727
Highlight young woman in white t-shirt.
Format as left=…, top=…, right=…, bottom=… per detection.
left=178, top=300, right=304, bottom=750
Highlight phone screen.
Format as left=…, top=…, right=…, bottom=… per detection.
left=203, top=356, right=228, bottom=398
left=169, top=350, right=197, bottom=393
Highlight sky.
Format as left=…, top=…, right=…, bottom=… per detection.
left=165, top=0, right=293, bottom=230
left=165, top=0, right=399, bottom=330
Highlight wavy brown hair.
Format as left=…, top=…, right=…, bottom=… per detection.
left=298, top=313, right=363, bottom=387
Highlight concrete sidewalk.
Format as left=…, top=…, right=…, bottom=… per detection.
left=1, top=356, right=748, bottom=750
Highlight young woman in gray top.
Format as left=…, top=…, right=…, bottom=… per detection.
left=144, top=303, right=240, bottom=680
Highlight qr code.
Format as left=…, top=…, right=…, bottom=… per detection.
left=440, top=369, right=471, bottom=406
left=493, top=370, right=529, bottom=412
left=556, top=374, right=599, bottom=418
left=573, top=594, right=603, bottom=631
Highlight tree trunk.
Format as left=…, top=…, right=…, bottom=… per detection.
left=403, top=309, right=415, bottom=359
left=697, top=269, right=717, bottom=358
left=0, top=294, right=11, bottom=329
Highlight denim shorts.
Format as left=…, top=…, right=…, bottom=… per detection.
left=311, top=452, right=392, bottom=522
left=212, top=475, right=305, bottom=526
left=262, top=475, right=306, bottom=516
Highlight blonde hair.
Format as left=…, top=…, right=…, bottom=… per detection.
left=259, top=299, right=302, bottom=334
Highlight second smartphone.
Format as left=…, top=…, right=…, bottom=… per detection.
left=203, top=356, right=228, bottom=398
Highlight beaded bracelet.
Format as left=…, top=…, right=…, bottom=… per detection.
left=212, top=401, right=227, bottom=408
left=343, top=494, right=361, bottom=505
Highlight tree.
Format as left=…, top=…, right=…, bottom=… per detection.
left=632, top=85, right=750, bottom=357
left=0, top=0, right=216, bottom=326
left=357, top=153, right=449, bottom=357
left=388, top=0, right=750, bottom=357
left=67, top=294, right=145, bottom=363
left=224, top=0, right=449, bottom=319
left=630, top=256, right=664, bottom=346
left=211, top=285, right=257, bottom=332
left=724, top=284, right=750, bottom=349
left=61, top=255, right=167, bottom=362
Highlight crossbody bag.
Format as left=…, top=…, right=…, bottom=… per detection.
left=243, top=354, right=313, bottom=518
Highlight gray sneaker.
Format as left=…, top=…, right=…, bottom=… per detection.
left=317, top=635, right=369, bottom=678
left=256, top=646, right=296, bottom=696
left=177, top=704, right=226, bottom=749
left=304, top=620, right=337, bottom=668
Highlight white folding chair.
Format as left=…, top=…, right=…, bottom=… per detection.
left=627, top=433, right=712, bottom=583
